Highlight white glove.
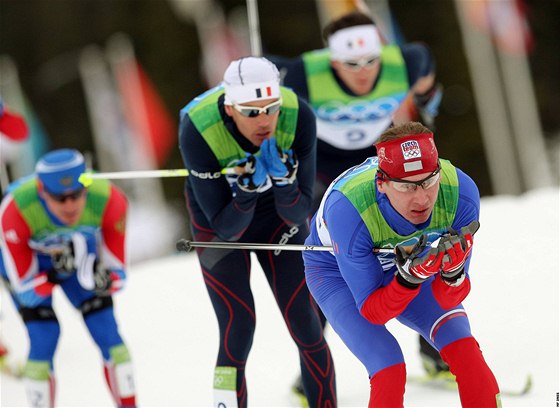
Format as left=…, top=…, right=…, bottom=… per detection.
left=72, top=233, right=97, bottom=291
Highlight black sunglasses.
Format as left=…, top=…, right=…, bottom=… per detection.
left=47, top=189, right=85, bottom=203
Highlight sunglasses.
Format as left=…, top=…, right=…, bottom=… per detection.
left=340, top=56, right=380, bottom=71
left=47, top=189, right=86, bottom=203
left=379, top=164, right=441, bottom=193
left=233, top=99, right=282, bottom=118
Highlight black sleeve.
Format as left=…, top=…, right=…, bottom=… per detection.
left=271, top=97, right=316, bottom=226
left=267, top=55, right=310, bottom=102
left=178, top=115, right=258, bottom=241
left=401, top=42, right=435, bottom=86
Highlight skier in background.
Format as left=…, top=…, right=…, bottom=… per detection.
left=179, top=56, right=336, bottom=407
left=0, top=96, right=29, bottom=193
left=0, top=96, right=29, bottom=374
left=269, top=10, right=442, bottom=212
left=304, top=121, right=500, bottom=407
left=0, top=149, right=137, bottom=408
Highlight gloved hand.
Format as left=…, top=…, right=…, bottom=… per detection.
left=259, top=138, right=298, bottom=186
left=92, top=265, right=113, bottom=296
left=413, top=82, right=443, bottom=128
left=236, top=154, right=268, bottom=192
left=395, top=235, right=445, bottom=286
left=51, top=244, right=75, bottom=273
left=439, top=220, right=480, bottom=285
left=66, top=232, right=98, bottom=290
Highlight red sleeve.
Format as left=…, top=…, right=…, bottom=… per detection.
left=360, top=278, right=421, bottom=325
left=0, top=196, right=33, bottom=280
left=431, top=276, right=471, bottom=310
left=0, top=110, right=29, bottom=141
left=101, top=185, right=128, bottom=264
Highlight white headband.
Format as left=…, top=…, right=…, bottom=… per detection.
left=328, top=25, right=382, bottom=61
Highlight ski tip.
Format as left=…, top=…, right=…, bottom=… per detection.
left=500, top=373, right=533, bottom=397
left=291, top=385, right=309, bottom=408
left=519, top=374, right=533, bottom=395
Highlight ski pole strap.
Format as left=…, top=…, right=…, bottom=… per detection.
left=175, top=239, right=394, bottom=254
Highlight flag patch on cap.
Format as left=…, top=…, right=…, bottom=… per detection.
left=401, top=140, right=422, bottom=160
left=255, top=87, right=272, bottom=98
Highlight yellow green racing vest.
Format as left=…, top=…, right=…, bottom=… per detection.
left=186, top=86, right=299, bottom=170
left=303, top=45, right=408, bottom=106
left=11, top=178, right=111, bottom=240
left=301, top=46, right=409, bottom=150
left=333, top=158, right=459, bottom=249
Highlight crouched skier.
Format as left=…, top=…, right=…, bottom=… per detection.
left=0, top=149, right=137, bottom=407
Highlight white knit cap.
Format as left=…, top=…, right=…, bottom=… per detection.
left=328, top=25, right=382, bottom=61
left=223, top=57, right=281, bottom=105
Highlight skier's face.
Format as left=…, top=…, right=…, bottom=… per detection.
left=225, top=98, right=281, bottom=147
left=331, top=55, right=380, bottom=96
left=377, top=170, right=441, bottom=224
left=41, top=187, right=87, bottom=225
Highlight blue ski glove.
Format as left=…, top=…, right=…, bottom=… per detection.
left=236, top=154, right=268, bottom=192
left=260, top=137, right=298, bottom=186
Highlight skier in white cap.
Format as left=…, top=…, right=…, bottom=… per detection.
left=179, top=56, right=336, bottom=407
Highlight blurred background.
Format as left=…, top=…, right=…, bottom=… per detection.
left=1, top=0, right=559, bottom=261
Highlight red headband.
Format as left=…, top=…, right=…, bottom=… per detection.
left=375, top=133, right=438, bottom=179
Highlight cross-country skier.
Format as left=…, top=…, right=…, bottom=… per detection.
left=304, top=121, right=500, bottom=407
left=269, top=11, right=442, bottom=213
left=0, top=96, right=29, bottom=373
left=178, top=56, right=336, bottom=407
left=0, top=149, right=137, bottom=407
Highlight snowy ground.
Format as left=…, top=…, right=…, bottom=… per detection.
left=1, top=187, right=558, bottom=407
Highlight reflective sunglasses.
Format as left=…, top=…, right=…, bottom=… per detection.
left=379, top=164, right=441, bottom=193
left=47, top=189, right=86, bottom=203
left=233, top=99, right=282, bottom=118
left=340, top=55, right=379, bottom=71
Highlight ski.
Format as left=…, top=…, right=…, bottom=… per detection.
left=291, top=383, right=309, bottom=408
left=408, top=373, right=533, bottom=397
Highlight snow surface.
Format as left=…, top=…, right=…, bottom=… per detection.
left=1, top=187, right=558, bottom=407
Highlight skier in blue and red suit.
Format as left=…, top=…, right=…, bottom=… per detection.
left=178, top=56, right=336, bottom=407
left=0, top=149, right=136, bottom=408
left=304, top=121, right=500, bottom=407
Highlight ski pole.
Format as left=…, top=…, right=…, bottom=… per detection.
left=176, top=239, right=394, bottom=254
left=246, top=0, right=262, bottom=56
left=78, top=168, right=237, bottom=187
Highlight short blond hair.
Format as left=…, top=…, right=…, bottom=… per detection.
left=378, top=122, right=432, bottom=144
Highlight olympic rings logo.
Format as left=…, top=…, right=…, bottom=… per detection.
left=315, top=97, right=400, bottom=122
